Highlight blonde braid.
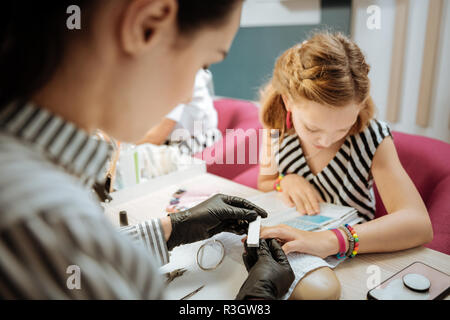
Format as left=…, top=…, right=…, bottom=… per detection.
left=260, top=31, right=375, bottom=139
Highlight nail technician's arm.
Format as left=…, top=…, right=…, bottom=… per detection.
left=167, top=194, right=268, bottom=250
left=120, top=194, right=268, bottom=266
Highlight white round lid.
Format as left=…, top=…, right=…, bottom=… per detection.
left=402, top=273, right=431, bottom=292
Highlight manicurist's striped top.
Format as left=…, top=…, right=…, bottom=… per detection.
left=273, top=119, right=392, bottom=221
left=0, top=101, right=170, bottom=299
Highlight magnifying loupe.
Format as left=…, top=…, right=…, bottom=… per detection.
left=196, top=239, right=225, bottom=271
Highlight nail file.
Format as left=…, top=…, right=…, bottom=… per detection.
left=247, top=216, right=261, bottom=247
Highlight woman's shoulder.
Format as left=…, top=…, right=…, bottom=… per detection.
left=0, top=133, right=104, bottom=227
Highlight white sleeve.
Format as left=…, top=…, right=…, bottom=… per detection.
left=166, top=104, right=185, bottom=123
left=165, top=69, right=218, bottom=134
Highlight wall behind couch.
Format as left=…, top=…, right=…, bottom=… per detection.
left=352, top=0, right=450, bottom=143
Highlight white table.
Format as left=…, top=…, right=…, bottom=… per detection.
left=103, top=171, right=450, bottom=300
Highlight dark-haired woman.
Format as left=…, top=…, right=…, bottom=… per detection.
left=0, top=0, right=293, bottom=299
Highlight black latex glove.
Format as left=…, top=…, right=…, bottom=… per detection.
left=166, top=193, right=268, bottom=251
left=236, top=239, right=295, bottom=300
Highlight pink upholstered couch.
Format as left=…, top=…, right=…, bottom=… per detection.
left=195, top=98, right=450, bottom=255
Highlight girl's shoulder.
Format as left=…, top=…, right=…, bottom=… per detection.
left=355, top=118, right=393, bottom=148
left=269, top=128, right=298, bottom=139
left=270, top=130, right=298, bottom=147
left=367, top=118, right=392, bottom=137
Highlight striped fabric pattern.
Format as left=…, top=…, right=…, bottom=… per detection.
left=170, top=127, right=222, bottom=155
left=273, top=119, right=392, bottom=221
left=0, top=101, right=169, bottom=299
left=120, top=220, right=169, bottom=267
left=0, top=101, right=111, bottom=186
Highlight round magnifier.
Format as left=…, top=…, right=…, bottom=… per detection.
left=196, top=239, right=225, bottom=271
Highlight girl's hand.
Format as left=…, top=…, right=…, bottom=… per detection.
left=260, top=224, right=339, bottom=259
left=279, top=174, right=323, bottom=215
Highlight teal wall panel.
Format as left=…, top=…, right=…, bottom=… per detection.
left=210, top=0, right=352, bottom=101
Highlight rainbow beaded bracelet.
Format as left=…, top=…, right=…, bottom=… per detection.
left=344, top=224, right=359, bottom=258
left=338, top=225, right=354, bottom=258
left=273, top=174, right=285, bottom=192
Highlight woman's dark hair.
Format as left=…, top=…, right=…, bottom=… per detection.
left=177, top=0, right=242, bottom=35
left=0, top=0, right=242, bottom=108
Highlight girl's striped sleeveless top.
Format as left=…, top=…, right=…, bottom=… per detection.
left=273, top=119, right=392, bottom=221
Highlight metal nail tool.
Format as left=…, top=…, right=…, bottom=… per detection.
left=180, top=285, right=205, bottom=300
left=165, top=268, right=187, bottom=284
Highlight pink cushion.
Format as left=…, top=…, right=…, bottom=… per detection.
left=194, top=98, right=262, bottom=180
left=233, top=165, right=260, bottom=190
left=424, top=176, right=450, bottom=253
left=374, top=132, right=450, bottom=215
left=214, top=98, right=262, bottom=135
left=374, top=131, right=450, bottom=254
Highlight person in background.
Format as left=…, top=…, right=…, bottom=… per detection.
left=104, top=68, right=222, bottom=192
left=0, top=0, right=294, bottom=299
left=137, top=68, right=222, bottom=155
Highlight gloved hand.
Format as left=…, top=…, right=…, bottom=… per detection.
left=236, top=238, right=295, bottom=300
left=166, top=193, right=268, bottom=251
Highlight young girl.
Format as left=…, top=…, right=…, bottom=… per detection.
left=257, top=32, right=433, bottom=295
